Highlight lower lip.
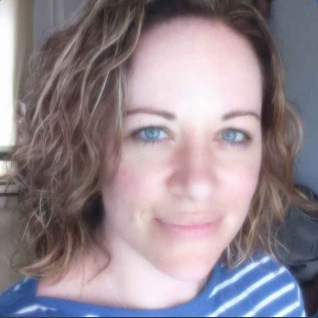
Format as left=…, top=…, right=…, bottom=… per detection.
left=156, top=219, right=221, bottom=239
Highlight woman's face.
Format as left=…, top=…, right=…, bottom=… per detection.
left=102, top=18, right=262, bottom=282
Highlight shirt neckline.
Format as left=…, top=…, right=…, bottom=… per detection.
left=29, top=262, right=221, bottom=316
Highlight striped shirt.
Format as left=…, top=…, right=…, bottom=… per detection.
left=0, top=253, right=305, bottom=317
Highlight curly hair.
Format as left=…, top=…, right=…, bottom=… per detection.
left=8, top=0, right=317, bottom=278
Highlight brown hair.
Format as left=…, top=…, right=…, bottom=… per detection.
left=9, top=0, right=317, bottom=278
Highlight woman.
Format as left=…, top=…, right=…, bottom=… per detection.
left=0, top=0, right=313, bottom=316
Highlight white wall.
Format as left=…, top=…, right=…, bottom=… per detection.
left=0, top=0, right=16, bottom=147
left=270, top=0, right=318, bottom=194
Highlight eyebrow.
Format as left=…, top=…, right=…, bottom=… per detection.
left=222, top=110, right=260, bottom=121
left=125, top=107, right=260, bottom=121
left=125, top=108, right=176, bottom=120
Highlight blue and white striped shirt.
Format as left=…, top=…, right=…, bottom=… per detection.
left=0, top=253, right=305, bottom=317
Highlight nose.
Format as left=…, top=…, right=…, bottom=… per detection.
left=167, top=139, right=219, bottom=204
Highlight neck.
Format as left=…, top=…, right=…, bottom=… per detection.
left=37, top=239, right=209, bottom=310
left=98, top=242, right=207, bottom=309
left=92, top=230, right=206, bottom=309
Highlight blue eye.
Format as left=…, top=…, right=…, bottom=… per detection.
left=221, top=129, right=249, bottom=145
left=133, top=127, right=168, bottom=144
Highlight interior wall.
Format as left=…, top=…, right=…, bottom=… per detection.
left=270, top=0, right=318, bottom=194
left=0, top=196, right=21, bottom=291
left=33, top=0, right=86, bottom=50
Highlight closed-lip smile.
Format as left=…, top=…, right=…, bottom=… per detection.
left=156, top=218, right=222, bottom=238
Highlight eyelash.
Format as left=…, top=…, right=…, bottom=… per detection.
left=131, top=126, right=251, bottom=147
left=131, top=126, right=169, bottom=145
left=219, top=128, right=251, bottom=147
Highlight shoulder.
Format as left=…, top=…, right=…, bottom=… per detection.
left=210, top=252, right=306, bottom=317
left=0, top=278, right=59, bottom=317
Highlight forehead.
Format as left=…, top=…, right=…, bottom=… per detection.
left=127, top=17, right=262, bottom=116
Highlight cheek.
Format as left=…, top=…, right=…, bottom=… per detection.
left=219, top=162, right=260, bottom=241
left=110, top=168, right=138, bottom=197
left=102, top=161, right=165, bottom=228
left=108, top=165, right=160, bottom=200
left=107, top=144, right=171, bottom=201
left=222, top=157, right=261, bottom=211
left=102, top=166, right=158, bottom=243
left=233, top=167, right=259, bottom=197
